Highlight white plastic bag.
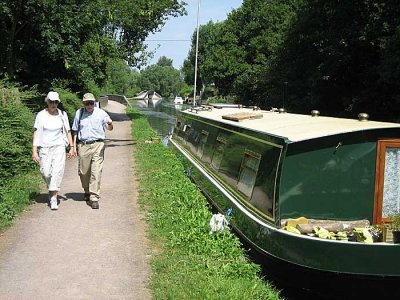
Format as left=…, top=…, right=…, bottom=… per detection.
left=209, top=213, right=229, bottom=234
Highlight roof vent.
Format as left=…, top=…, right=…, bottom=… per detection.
left=222, top=112, right=263, bottom=122
left=311, top=110, right=320, bottom=117
left=278, top=108, right=286, bottom=113
left=358, top=113, right=369, bottom=121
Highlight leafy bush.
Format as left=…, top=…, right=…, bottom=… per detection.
left=207, top=96, right=227, bottom=104
left=387, top=213, right=400, bottom=231
left=0, top=101, right=36, bottom=198
left=0, top=86, right=43, bottom=228
left=55, top=89, right=82, bottom=123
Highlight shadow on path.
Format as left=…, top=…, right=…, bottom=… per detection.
left=106, top=111, right=130, bottom=122
left=105, top=138, right=136, bottom=148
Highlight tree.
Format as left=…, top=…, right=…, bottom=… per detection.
left=197, top=21, right=246, bottom=97
left=378, top=27, right=400, bottom=121
left=225, top=0, right=303, bottom=106
left=0, top=0, right=186, bottom=91
left=182, top=0, right=300, bottom=105
left=181, top=21, right=228, bottom=98
left=103, top=59, right=140, bottom=97
left=182, top=0, right=400, bottom=121
left=273, top=0, right=400, bottom=119
left=157, top=56, right=174, bottom=67
left=139, top=57, right=183, bottom=97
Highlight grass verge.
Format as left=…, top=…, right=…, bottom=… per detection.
left=127, top=108, right=283, bottom=300
left=0, top=172, right=42, bottom=230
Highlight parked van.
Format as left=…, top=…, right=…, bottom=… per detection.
left=174, top=96, right=183, bottom=104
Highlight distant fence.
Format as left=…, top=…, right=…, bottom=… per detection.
left=106, top=94, right=130, bottom=106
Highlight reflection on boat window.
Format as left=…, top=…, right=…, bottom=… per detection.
left=237, top=150, right=261, bottom=198
left=211, top=135, right=227, bottom=170
left=198, top=130, right=209, bottom=158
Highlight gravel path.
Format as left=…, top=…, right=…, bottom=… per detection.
left=0, top=101, right=151, bottom=299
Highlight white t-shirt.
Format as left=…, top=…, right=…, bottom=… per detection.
left=33, top=109, right=70, bottom=147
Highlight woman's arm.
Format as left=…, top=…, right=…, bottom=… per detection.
left=67, top=131, right=76, bottom=158
left=32, top=130, right=40, bottom=163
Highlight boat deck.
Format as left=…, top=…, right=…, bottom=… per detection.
left=184, top=105, right=400, bottom=142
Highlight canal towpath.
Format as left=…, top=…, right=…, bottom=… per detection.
left=0, top=101, right=151, bottom=299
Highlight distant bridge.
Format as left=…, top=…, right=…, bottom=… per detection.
left=101, top=94, right=130, bottom=107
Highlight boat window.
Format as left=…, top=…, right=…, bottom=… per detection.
left=182, top=124, right=195, bottom=144
left=197, top=130, right=209, bottom=158
left=175, top=119, right=186, bottom=139
left=211, top=135, right=227, bottom=170
left=175, top=119, right=183, bottom=133
left=374, top=139, right=400, bottom=224
left=237, top=150, right=261, bottom=198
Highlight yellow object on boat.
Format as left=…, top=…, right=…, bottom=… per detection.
left=283, top=226, right=301, bottom=235
left=286, top=217, right=309, bottom=227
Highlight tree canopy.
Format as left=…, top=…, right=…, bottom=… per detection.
left=0, top=0, right=186, bottom=91
left=183, top=0, right=400, bottom=121
left=139, top=56, right=183, bottom=97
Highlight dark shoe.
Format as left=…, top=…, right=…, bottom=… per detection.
left=91, top=201, right=99, bottom=209
left=84, top=193, right=90, bottom=202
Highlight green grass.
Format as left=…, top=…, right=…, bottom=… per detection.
left=0, top=172, right=42, bottom=230
left=128, top=107, right=283, bottom=300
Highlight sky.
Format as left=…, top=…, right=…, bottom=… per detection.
left=144, top=0, right=243, bottom=69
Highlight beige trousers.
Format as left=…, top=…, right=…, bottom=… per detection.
left=77, top=141, right=105, bottom=202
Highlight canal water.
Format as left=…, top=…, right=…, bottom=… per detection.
left=132, top=98, right=185, bottom=138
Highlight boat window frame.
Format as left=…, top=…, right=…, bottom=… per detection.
left=237, top=150, right=262, bottom=199
left=211, top=135, right=227, bottom=170
left=374, top=139, right=400, bottom=224
left=183, top=124, right=191, bottom=133
left=197, top=130, right=209, bottom=158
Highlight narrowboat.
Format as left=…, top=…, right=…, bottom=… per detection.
left=170, top=104, right=400, bottom=297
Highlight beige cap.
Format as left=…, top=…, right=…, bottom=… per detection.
left=45, top=91, right=60, bottom=102
left=82, top=93, right=96, bottom=102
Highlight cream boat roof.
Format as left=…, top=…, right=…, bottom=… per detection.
left=183, top=107, right=400, bottom=142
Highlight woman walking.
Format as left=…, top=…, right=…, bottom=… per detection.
left=32, top=91, right=75, bottom=210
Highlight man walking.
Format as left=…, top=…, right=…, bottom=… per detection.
left=72, top=93, right=113, bottom=209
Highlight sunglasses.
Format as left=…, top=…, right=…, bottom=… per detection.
left=48, top=100, right=59, bottom=105
left=84, top=101, right=95, bottom=106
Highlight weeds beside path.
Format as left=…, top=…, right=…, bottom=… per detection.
left=129, top=108, right=283, bottom=300
left=0, top=101, right=151, bottom=299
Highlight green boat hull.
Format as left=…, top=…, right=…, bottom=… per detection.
left=171, top=107, right=400, bottom=289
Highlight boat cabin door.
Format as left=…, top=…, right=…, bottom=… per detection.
left=374, top=139, right=400, bottom=224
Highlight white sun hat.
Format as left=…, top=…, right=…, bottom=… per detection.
left=45, top=91, right=60, bottom=102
